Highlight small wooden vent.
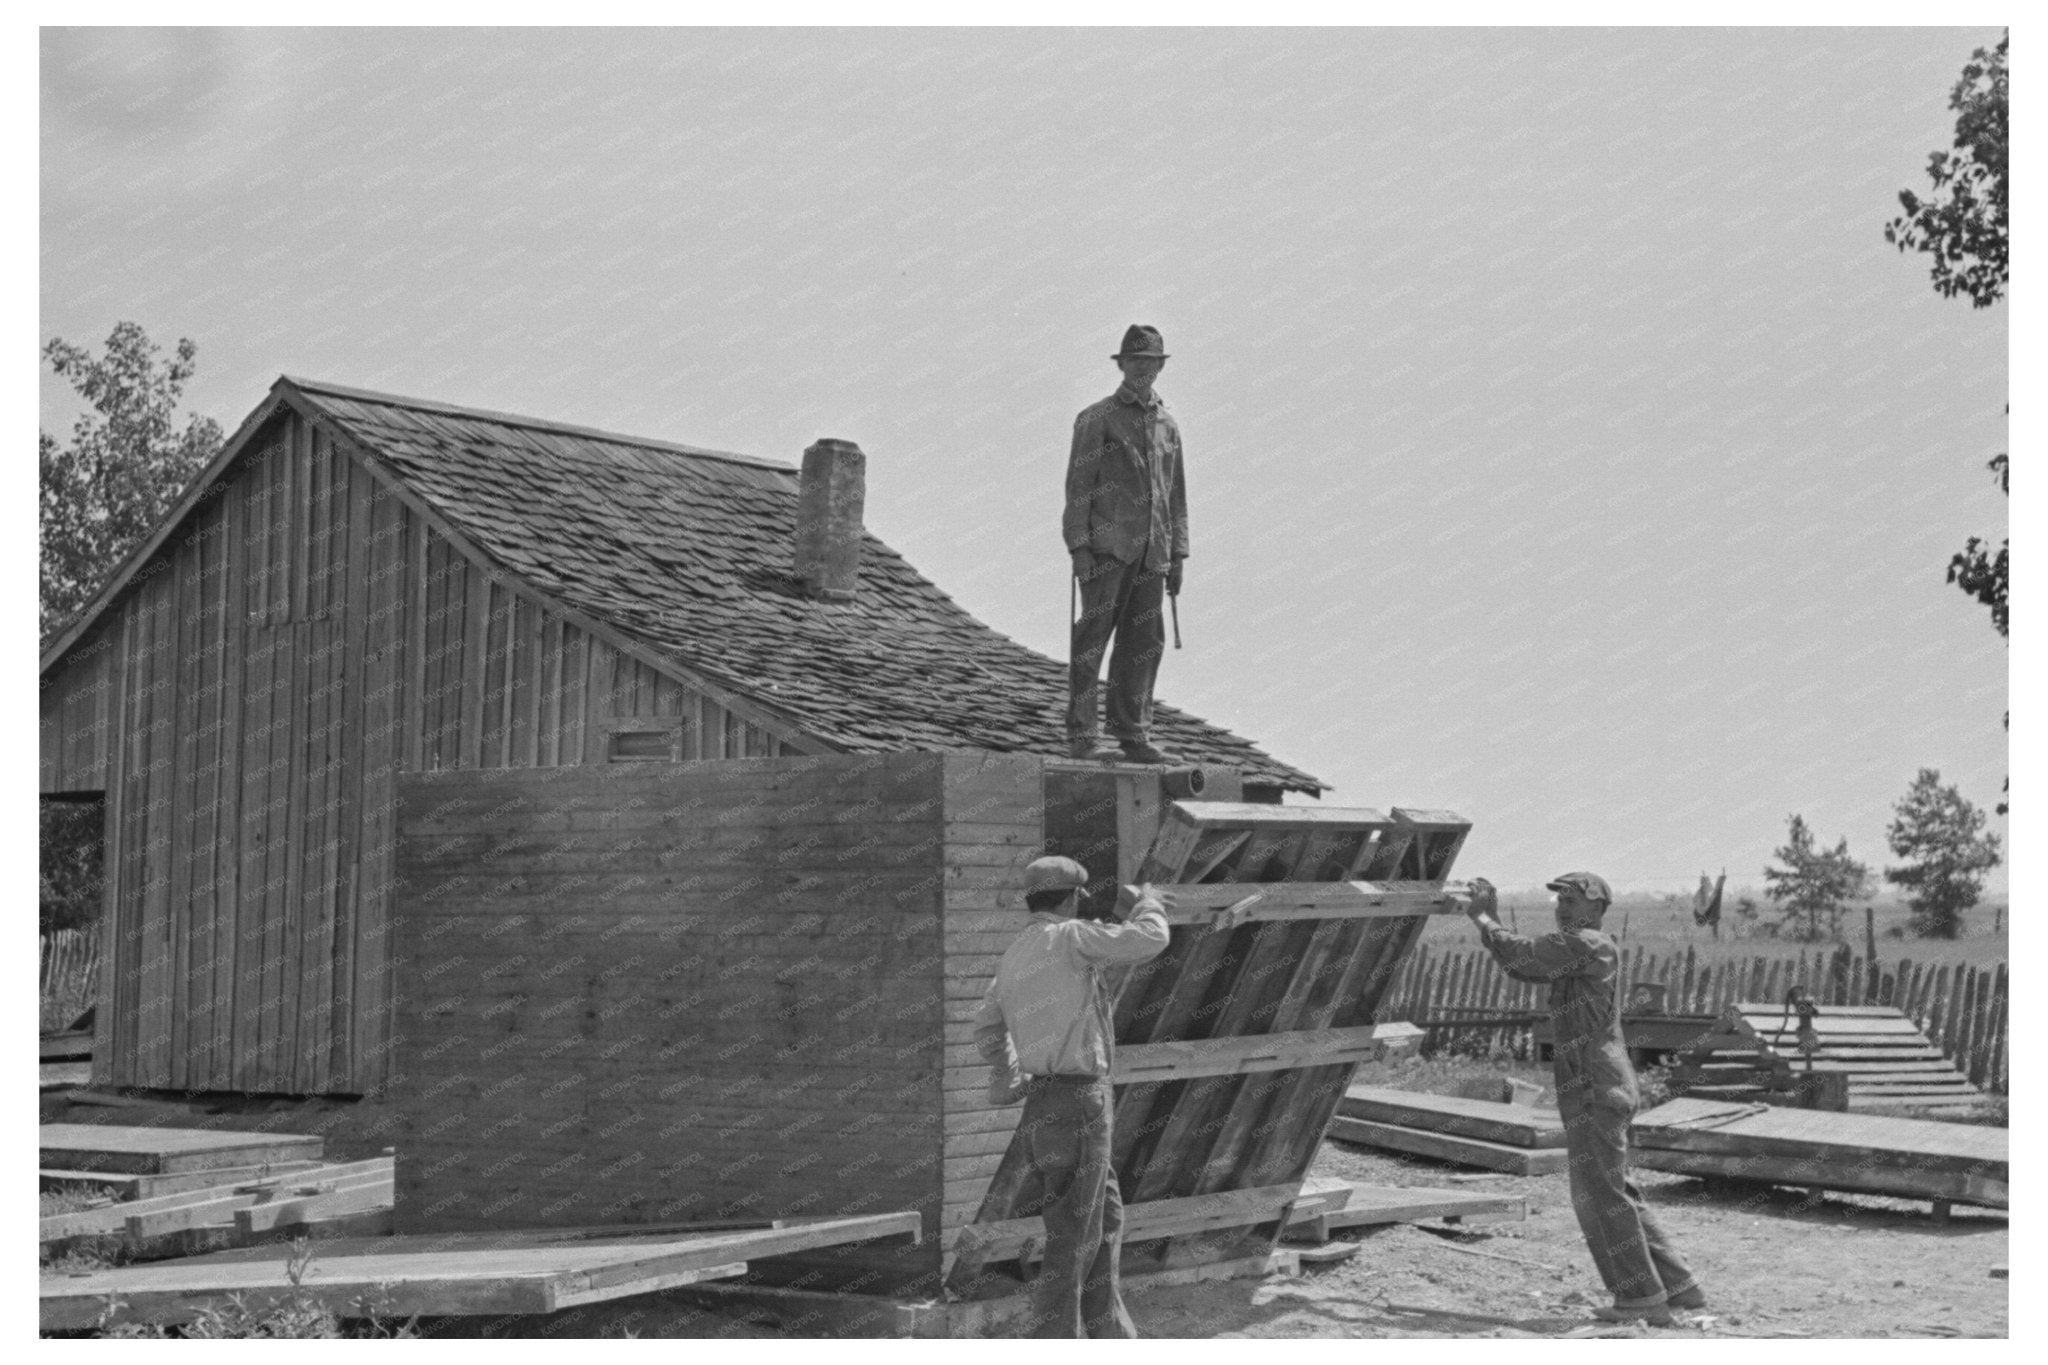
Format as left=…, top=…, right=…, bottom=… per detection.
left=606, top=728, right=678, bottom=762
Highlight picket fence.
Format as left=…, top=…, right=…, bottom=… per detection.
left=39, top=926, right=101, bottom=1034
left=1379, top=941, right=2009, bottom=1095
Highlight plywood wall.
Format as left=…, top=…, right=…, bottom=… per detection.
left=391, top=756, right=964, bottom=1291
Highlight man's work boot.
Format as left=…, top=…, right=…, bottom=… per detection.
left=1591, top=1302, right=1675, bottom=1327
left=1118, top=737, right=1176, bottom=765
left=1665, top=1286, right=1707, bottom=1311
left=1068, top=736, right=1121, bottom=761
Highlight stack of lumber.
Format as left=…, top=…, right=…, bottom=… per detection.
left=41, top=1212, right=923, bottom=1332
left=1327, top=1087, right=1569, bottom=1175
left=1672, top=1003, right=1982, bottom=1111
left=40, top=1125, right=392, bottom=1259
left=1632, top=1097, right=2008, bottom=1213
left=42, top=1159, right=396, bottom=1259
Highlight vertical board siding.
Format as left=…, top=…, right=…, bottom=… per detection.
left=391, top=757, right=948, bottom=1292
left=50, top=406, right=813, bottom=1096
left=935, top=754, right=1047, bottom=1258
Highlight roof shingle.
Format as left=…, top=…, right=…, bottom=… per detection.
left=290, top=378, right=1323, bottom=793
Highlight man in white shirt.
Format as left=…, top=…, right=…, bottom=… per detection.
left=974, top=856, right=1171, bottom=1337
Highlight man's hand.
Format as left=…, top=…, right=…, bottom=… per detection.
left=1116, top=882, right=1175, bottom=921
left=1071, top=547, right=1094, bottom=580
left=1166, top=558, right=1184, bottom=596
left=1461, top=877, right=1499, bottom=924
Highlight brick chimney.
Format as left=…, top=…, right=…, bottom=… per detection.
left=793, top=438, right=866, bottom=600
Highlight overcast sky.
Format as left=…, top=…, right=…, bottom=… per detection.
left=36, top=26, right=2009, bottom=894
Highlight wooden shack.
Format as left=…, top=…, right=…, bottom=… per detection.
left=390, top=751, right=1471, bottom=1295
left=37, top=378, right=1322, bottom=1096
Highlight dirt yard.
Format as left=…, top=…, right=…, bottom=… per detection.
left=474, top=1134, right=2006, bottom=1341
left=1123, top=1140, right=2009, bottom=1339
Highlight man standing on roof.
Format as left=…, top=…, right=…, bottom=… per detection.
left=1460, top=872, right=1706, bottom=1327
left=1064, top=324, right=1188, bottom=765
left=974, top=856, right=1172, bottom=1337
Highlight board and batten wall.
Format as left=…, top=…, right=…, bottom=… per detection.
left=391, top=753, right=1046, bottom=1294
left=37, top=404, right=803, bottom=1095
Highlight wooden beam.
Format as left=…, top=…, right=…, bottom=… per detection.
left=1326, top=1116, right=1571, bottom=1175
left=1115, top=1024, right=1387, bottom=1084
left=1160, top=802, right=1393, bottom=829
left=949, top=1182, right=1299, bottom=1261
left=232, top=1176, right=396, bottom=1236
left=1154, top=879, right=1471, bottom=925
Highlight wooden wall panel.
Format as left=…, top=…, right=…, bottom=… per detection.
left=391, top=757, right=948, bottom=1291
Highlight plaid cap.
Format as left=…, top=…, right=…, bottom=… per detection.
left=1023, top=855, right=1090, bottom=894
left=1545, top=871, right=1613, bottom=905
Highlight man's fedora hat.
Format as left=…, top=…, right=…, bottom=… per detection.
left=1113, top=324, right=1169, bottom=360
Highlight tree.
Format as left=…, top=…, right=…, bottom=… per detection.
left=1884, top=768, right=2001, bottom=939
left=40, top=322, right=222, bottom=944
left=40, top=800, right=104, bottom=935
left=1885, top=31, right=2007, bottom=309
left=1885, top=33, right=2009, bottom=810
left=1762, top=815, right=1870, bottom=944
left=1946, top=452, right=2009, bottom=639
left=40, top=321, right=224, bottom=643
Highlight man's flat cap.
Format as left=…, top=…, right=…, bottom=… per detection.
left=1112, top=324, right=1169, bottom=360
left=1545, top=871, right=1613, bottom=905
left=1024, top=855, right=1091, bottom=894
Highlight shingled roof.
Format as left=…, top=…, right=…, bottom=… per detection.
left=70, top=376, right=1326, bottom=793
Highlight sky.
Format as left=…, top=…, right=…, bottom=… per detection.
left=34, top=26, right=2011, bottom=895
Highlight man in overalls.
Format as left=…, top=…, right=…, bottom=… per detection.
left=974, top=856, right=1172, bottom=1336
left=1462, top=872, right=1705, bottom=1325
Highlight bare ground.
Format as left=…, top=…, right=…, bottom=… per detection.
left=1122, top=1141, right=2008, bottom=1340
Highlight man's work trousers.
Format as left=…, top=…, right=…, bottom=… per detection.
left=1068, top=555, right=1166, bottom=743
left=1013, top=1076, right=1137, bottom=1338
left=1557, top=1089, right=1698, bottom=1308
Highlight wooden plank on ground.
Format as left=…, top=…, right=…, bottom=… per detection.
left=672, top=1247, right=1295, bottom=1338
left=950, top=1183, right=1300, bottom=1260
left=39, top=1125, right=325, bottom=1176
left=1285, top=1182, right=1528, bottom=1234
left=1632, top=1147, right=2008, bottom=1210
left=1326, top=1116, right=1570, bottom=1176
left=1633, top=1099, right=2006, bottom=1171
left=123, top=1165, right=396, bottom=1241
left=1340, top=1087, right=1567, bottom=1149
left=40, top=1161, right=326, bottom=1202
left=40, top=1210, right=923, bottom=1332
left=42, top=1159, right=392, bottom=1242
